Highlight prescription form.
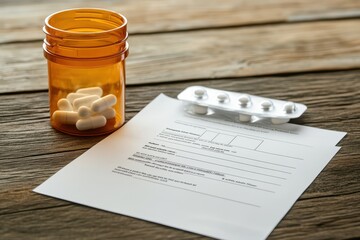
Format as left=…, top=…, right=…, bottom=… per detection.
left=34, top=94, right=346, bottom=240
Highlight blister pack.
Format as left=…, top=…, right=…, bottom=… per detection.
left=177, top=86, right=307, bottom=124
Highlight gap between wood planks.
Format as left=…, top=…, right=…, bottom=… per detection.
left=299, top=190, right=360, bottom=201
left=126, top=17, right=360, bottom=37
left=0, top=203, right=71, bottom=216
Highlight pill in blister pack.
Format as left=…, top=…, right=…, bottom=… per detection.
left=177, top=86, right=307, bottom=124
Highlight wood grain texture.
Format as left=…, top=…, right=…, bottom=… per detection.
left=0, top=0, right=360, bottom=44
left=1, top=0, right=360, bottom=238
left=1, top=70, right=359, bottom=239
left=1, top=19, right=360, bottom=93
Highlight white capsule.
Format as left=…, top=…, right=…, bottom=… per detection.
left=239, top=114, right=251, bottom=122
left=78, top=106, right=93, bottom=118
left=261, top=100, right=273, bottom=111
left=194, top=88, right=206, bottom=99
left=73, top=95, right=100, bottom=110
left=78, top=106, right=116, bottom=119
left=52, top=110, right=79, bottom=125
left=91, top=94, right=117, bottom=113
left=217, top=93, right=229, bottom=103
left=57, top=98, right=73, bottom=111
left=76, top=115, right=107, bottom=131
left=192, top=104, right=208, bottom=114
left=66, top=93, right=89, bottom=104
left=76, top=87, right=103, bottom=97
left=239, top=94, right=251, bottom=107
left=284, top=102, right=296, bottom=113
left=101, top=108, right=116, bottom=119
left=271, top=118, right=290, bottom=124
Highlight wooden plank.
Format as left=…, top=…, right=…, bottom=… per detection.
left=269, top=193, right=360, bottom=239
left=1, top=72, right=359, bottom=239
left=1, top=70, right=359, bottom=161
left=1, top=20, right=360, bottom=93
left=1, top=140, right=359, bottom=216
left=0, top=0, right=360, bottom=44
left=0, top=203, right=206, bottom=239
left=1, top=71, right=359, bottom=218
left=0, top=192, right=358, bottom=239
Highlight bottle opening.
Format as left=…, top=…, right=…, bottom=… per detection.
left=45, top=8, right=127, bottom=36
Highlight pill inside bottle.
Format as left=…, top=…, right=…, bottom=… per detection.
left=91, top=94, right=117, bottom=113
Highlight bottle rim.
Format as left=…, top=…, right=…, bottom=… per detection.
left=43, top=8, right=129, bottom=64
left=44, top=8, right=127, bottom=38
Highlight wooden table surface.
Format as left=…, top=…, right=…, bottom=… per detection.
left=1, top=0, right=359, bottom=239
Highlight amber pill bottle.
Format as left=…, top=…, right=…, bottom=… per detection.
left=43, top=8, right=129, bottom=136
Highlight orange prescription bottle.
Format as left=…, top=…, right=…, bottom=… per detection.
left=43, top=8, right=129, bottom=136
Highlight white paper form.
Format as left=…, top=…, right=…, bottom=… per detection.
left=34, top=94, right=346, bottom=240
